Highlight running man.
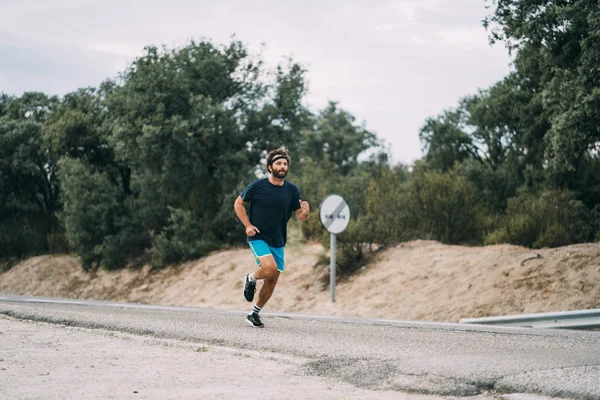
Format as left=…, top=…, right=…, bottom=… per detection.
left=234, top=148, right=310, bottom=327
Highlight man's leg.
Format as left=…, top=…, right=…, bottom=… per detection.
left=244, top=241, right=284, bottom=327
left=252, top=255, right=280, bottom=308
left=245, top=255, right=279, bottom=327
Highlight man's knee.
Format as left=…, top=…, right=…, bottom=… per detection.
left=260, top=258, right=280, bottom=281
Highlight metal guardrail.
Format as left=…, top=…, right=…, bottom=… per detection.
left=459, top=309, right=600, bottom=330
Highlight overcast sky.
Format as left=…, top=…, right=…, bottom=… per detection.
left=0, top=0, right=512, bottom=164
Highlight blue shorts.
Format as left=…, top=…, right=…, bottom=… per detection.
left=248, top=240, right=285, bottom=272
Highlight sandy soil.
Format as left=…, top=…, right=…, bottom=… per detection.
left=1, top=240, right=599, bottom=322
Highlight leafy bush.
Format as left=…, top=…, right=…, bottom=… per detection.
left=150, top=207, right=217, bottom=268
left=95, top=228, right=149, bottom=270
left=59, top=158, right=134, bottom=270
left=453, top=158, right=520, bottom=213
left=360, top=170, right=414, bottom=246
left=485, top=189, right=591, bottom=248
left=404, top=171, right=482, bottom=244
left=213, top=185, right=251, bottom=245
left=0, top=215, right=47, bottom=258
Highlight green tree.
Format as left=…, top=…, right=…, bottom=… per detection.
left=405, top=171, right=481, bottom=244
left=418, top=0, right=600, bottom=248
left=486, top=189, right=591, bottom=248
left=44, top=88, right=115, bottom=171
left=58, top=157, right=137, bottom=270
left=94, top=39, right=311, bottom=266
left=485, top=0, right=600, bottom=172
left=302, top=102, right=381, bottom=175
left=419, top=106, right=475, bottom=172
left=0, top=93, right=61, bottom=257
left=245, top=60, right=312, bottom=160
left=360, top=168, right=412, bottom=246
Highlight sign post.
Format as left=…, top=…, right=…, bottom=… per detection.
left=319, top=194, right=351, bottom=303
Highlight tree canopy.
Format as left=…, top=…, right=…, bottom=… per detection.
left=3, top=1, right=600, bottom=271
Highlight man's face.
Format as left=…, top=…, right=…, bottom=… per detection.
left=270, top=158, right=288, bottom=179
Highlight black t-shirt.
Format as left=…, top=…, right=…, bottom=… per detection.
left=240, top=178, right=302, bottom=247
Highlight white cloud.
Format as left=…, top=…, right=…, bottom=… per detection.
left=434, top=26, right=490, bottom=48
left=372, top=23, right=403, bottom=33
left=388, top=1, right=420, bottom=22
left=91, top=43, right=147, bottom=59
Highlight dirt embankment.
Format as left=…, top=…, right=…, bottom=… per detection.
left=1, top=240, right=599, bottom=322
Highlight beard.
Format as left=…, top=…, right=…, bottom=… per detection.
left=272, top=168, right=288, bottom=179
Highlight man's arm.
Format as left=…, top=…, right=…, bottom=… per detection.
left=234, top=196, right=260, bottom=236
left=296, top=199, right=310, bottom=222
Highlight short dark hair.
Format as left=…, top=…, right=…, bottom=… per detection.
left=266, top=148, right=291, bottom=173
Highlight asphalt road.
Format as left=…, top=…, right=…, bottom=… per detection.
left=1, top=295, right=599, bottom=399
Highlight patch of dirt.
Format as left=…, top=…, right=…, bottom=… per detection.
left=1, top=240, right=600, bottom=322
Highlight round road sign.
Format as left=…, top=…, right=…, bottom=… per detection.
left=319, top=194, right=351, bottom=234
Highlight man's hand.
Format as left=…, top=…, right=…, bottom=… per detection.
left=300, top=199, right=310, bottom=213
left=297, top=199, right=310, bottom=221
left=246, top=225, right=260, bottom=236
